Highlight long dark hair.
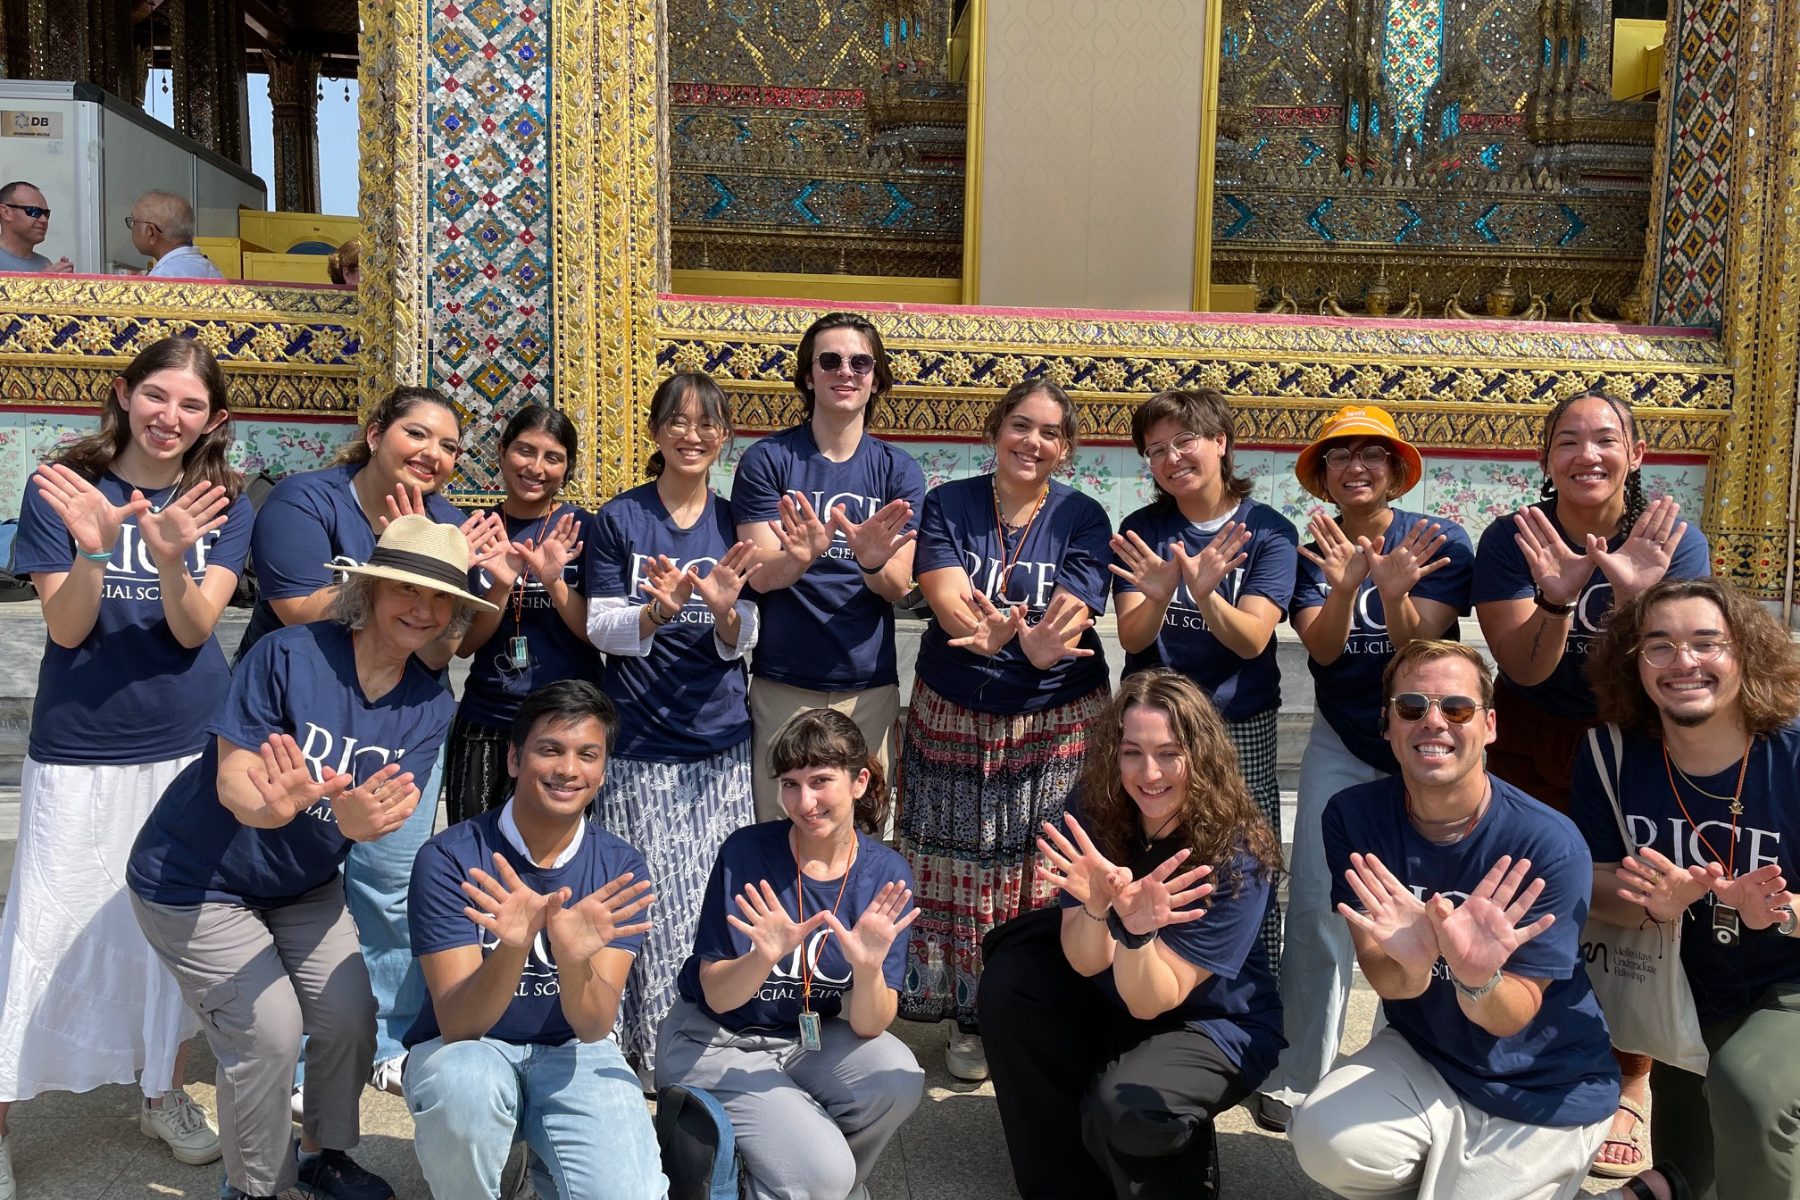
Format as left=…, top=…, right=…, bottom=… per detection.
left=1075, top=670, right=1282, bottom=891
left=59, top=337, right=241, bottom=501
left=792, top=312, right=894, bottom=423
left=1130, top=388, right=1254, bottom=509
left=500, top=404, right=579, bottom=496
left=768, top=708, right=890, bottom=836
left=1538, top=390, right=1645, bottom=535
left=646, top=372, right=733, bottom=479
left=331, top=386, right=463, bottom=467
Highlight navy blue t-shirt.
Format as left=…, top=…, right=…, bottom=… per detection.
left=731, top=425, right=926, bottom=691
left=676, top=822, right=915, bottom=1034
left=1471, top=504, right=1711, bottom=720
left=1292, top=510, right=1475, bottom=773
left=1113, top=499, right=1299, bottom=721
left=15, top=472, right=253, bottom=765
left=587, top=483, right=752, bottom=762
left=1323, top=775, right=1620, bottom=1126
left=1055, top=811, right=1284, bottom=1088
left=127, top=622, right=457, bottom=908
left=404, top=806, right=650, bottom=1047
left=460, top=503, right=602, bottom=729
left=1570, top=723, right=1800, bottom=1027
left=239, top=462, right=467, bottom=658
left=912, top=476, right=1112, bottom=715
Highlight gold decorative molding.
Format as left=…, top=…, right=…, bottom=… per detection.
left=958, top=0, right=986, bottom=306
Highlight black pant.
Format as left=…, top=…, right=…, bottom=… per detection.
left=979, top=908, right=1248, bottom=1200
left=443, top=708, right=513, bottom=826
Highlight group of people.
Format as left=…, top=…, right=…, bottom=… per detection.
left=0, top=176, right=272, bottom=280
left=0, top=303, right=1788, bottom=1200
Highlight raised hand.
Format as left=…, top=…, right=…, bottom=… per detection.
left=1036, top=815, right=1133, bottom=912
left=460, top=511, right=510, bottom=563
left=1512, top=506, right=1591, bottom=607
left=947, top=589, right=1021, bottom=656
left=770, top=492, right=833, bottom=569
left=726, top=880, right=828, bottom=965
left=461, top=853, right=554, bottom=950
left=379, top=482, right=427, bottom=529
left=330, top=761, right=421, bottom=843
left=1366, top=519, right=1450, bottom=598
left=1338, top=852, right=1440, bottom=977
left=1297, top=512, right=1368, bottom=592
left=1113, top=850, right=1215, bottom=937
left=31, top=463, right=150, bottom=559
left=1426, top=855, right=1556, bottom=988
left=1615, top=845, right=1713, bottom=923
left=819, top=881, right=918, bottom=973
left=1107, top=530, right=1183, bottom=604
left=546, top=872, right=655, bottom=962
left=1589, top=495, right=1687, bottom=604
left=515, top=511, right=584, bottom=586
left=1176, top=521, right=1252, bottom=603
left=833, top=498, right=915, bottom=572
left=246, top=732, right=354, bottom=826
left=641, top=554, right=695, bottom=621
left=692, top=539, right=762, bottom=619
left=1016, top=592, right=1097, bottom=669
left=136, top=482, right=231, bottom=569
left=1710, top=863, right=1792, bottom=930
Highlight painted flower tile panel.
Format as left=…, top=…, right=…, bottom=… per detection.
left=229, top=420, right=348, bottom=478
left=0, top=413, right=30, bottom=520
left=1422, top=458, right=1544, bottom=539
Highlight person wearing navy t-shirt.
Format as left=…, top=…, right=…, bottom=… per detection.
left=585, top=372, right=762, bottom=1079
left=0, top=339, right=251, bottom=1179
left=1473, top=392, right=1709, bottom=1171
left=1255, top=405, right=1474, bottom=1133
left=403, top=682, right=667, bottom=1200
left=127, top=516, right=492, bottom=1200
left=731, top=312, right=926, bottom=823
left=1289, top=640, right=1619, bottom=1200
left=1570, top=578, right=1800, bottom=1200
left=237, top=386, right=506, bottom=1092
left=659, top=710, right=924, bottom=1200
left=1111, top=388, right=1298, bottom=971
left=898, top=380, right=1111, bottom=1082
left=449, top=405, right=600, bottom=825
left=980, top=670, right=1284, bottom=1200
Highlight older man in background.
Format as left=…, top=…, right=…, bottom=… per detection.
left=0, top=182, right=72, bottom=272
left=128, top=191, right=224, bottom=280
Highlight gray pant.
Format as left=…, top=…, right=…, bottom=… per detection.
left=132, top=879, right=376, bottom=1196
left=656, top=998, right=923, bottom=1200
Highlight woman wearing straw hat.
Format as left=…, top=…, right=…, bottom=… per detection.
left=126, top=516, right=496, bottom=1200
left=1250, top=404, right=1474, bottom=1134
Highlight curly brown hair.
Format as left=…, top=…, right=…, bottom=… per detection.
left=1590, top=577, right=1800, bottom=738
left=1075, top=670, right=1282, bottom=890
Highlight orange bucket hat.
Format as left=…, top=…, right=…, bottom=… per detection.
left=1293, top=404, right=1424, bottom=501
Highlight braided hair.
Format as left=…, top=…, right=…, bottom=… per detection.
left=1537, top=390, right=1645, bottom=536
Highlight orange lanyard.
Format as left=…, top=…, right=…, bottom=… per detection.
left=990, top=479, right=1048, bottom=604
left=1663, top=736, right=1751, bottom=879
left=794, top=835, right=857, bottom=1013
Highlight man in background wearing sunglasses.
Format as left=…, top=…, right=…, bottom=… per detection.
left=0, top=182, right=72, bottom=273
left=1289, top=639, right=1620, bottom=1199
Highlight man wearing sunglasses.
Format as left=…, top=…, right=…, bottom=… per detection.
left=1289, top=639, right=1620, bottom=1200
left=0, top=182, right=72, bottom=273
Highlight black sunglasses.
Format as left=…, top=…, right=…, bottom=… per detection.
left=2, top=203, right=49, bottom=219
left=1389, top=693, right=1484, bottom=724
left=815, top=351, right=876, bottom=376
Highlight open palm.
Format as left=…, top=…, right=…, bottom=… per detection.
left=1427, top=856, right=1554, bottom=985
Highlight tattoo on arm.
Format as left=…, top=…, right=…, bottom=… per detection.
left=1529, top=613, right=1548, bottom=661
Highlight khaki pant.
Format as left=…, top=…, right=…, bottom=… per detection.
left=748, top=676, right=899, bottom=825
left=1290, top=1027, right=1610, bottom=1200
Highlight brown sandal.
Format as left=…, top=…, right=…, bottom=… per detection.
left=1589, top=1098, right=1650, bottom=1179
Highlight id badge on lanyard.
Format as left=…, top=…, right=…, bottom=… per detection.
left=798, top=1010, right=823, bottom=1052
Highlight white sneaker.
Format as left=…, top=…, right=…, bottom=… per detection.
left=945, top=1030, right=989, bottom=1081
left=0, top=1132, right=15, bottom=1200
left=369, top=1054, right=406, bottom=1097
left=141, top=1089, right=222, bottom=1165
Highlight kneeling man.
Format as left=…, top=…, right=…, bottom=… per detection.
left=403, top=681, right=668, bottom=1200
left=1290, top=641, right=1618, bottom=1200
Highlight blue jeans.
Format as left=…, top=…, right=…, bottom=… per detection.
left=405, top=1035, right=668, bottom=1200
left=344, top=743, right=444, bottom=1065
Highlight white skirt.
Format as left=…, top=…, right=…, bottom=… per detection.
left=0, top=754, right=202, bottom=1101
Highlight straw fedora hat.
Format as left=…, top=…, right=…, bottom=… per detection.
left=1293, top=405, right=1425, bottom=501
left=332, top=514, right=498, bottom=611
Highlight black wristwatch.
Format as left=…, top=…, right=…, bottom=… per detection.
left=1533, top=586, right=1575, bottom=616
left=1106, top=909, right=1158, bottom=950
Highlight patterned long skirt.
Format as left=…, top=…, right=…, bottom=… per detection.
left=897, top=679, right=1107, bottom=1032
left=1226, top=707, right=1284, bottom=977
left=443, top=709, right=512, bottom=826
left=591, top=741, right=754, bottom=1072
